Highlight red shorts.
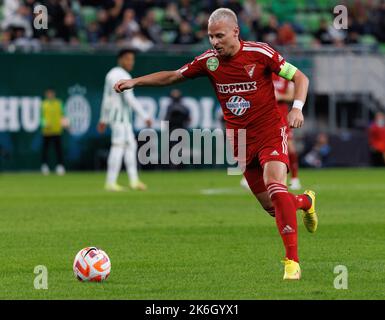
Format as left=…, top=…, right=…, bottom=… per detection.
left=241, top=126, right=290, bottom=196
left=277, top=103, right=293, bottom=140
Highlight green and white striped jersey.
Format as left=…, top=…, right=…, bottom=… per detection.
left=99, top=66, right=149, bottom=126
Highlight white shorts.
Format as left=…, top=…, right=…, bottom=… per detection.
left=111, top=123, right=136, bottom=147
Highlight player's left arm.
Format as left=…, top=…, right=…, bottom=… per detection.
left=124, top=89, right=152, bottom=127
left=278, top=62, right=309, bottom=128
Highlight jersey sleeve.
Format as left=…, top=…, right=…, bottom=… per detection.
left=262, top=44, right=287, bottom=75
left=259, top=44, right=298, bottom=80
left=178, top=55, right=207, bottom=79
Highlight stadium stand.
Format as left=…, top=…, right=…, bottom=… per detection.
left=0, top=0, right=384, bottom=52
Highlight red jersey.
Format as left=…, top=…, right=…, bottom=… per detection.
left=369, top=123, right=385, bottom=152
left=179, top=40, right=287, bottom=145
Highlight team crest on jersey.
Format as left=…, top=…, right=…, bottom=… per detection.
left=244, top=64, right=256, bottom=78
left=206, top=57, right=219, bottom=71
left=225, top=96, right=250, bottom=116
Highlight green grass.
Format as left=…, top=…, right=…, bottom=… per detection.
left=0, top=168, right=384, bottom=300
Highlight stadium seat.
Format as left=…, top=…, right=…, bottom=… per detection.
left=271, top=0, right=296, bottom=23
left=161, top=30, right=177, bottom=44
left=321, top=12, right=333, bottom=24
left=260, top=12, right=271, bottom=27
left=306, top=13, right=322, bottom=32
left=296, top=34, right=315, bottom=49
left=295, top=0, right=307, bottom=11
left=257, top=0, right=272, bottom=11
left=294, top=13, right=307, bottom=30
left=81, top=6, right=97, bottom=26
left=316, top=0, right=332, bottom=10
left=306, top=0, right=319, bottom=11
left=78, top=30, right=88, bottom=45
left=380, top=43, right=385, bottom=54
left=359, top=35, right=378, bottom=46
left=151, top=7, right=165, bottom=24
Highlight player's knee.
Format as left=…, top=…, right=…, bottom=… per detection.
left=127, top=139, right=138, bottom=151
left=264, top=177, right=286, bottom=188
left=263, top=162, right=287, bottom=186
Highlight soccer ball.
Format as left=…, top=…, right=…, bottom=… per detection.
left=73, top=247, right=111, bottom=282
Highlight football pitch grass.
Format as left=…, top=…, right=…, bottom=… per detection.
left=0, top=168, right=384, bottom=300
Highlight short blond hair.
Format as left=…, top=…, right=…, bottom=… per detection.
left=208, top=8, right=238, bottom=26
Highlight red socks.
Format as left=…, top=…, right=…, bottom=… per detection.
left=267, top=194, right=311, bottom=215
left=267, top=182, right=299, bottom=262
left=292, top=194, right=312, bottom=211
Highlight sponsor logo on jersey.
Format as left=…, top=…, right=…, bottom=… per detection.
left=225, top=96, right=250, bottom=116
left=206, top=57, right=219, bottom=71
left=216, top=81, right=257, bottom=94
left=244, top=64, right=256, bottom=78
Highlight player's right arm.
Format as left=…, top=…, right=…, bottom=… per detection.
left=114, top=50, right=210, bottom=93
left=114, top=70, right=186, bottom=93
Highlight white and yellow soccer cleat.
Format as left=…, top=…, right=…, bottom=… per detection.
left=55, top=164, right=66, bottom=176
left=41, top=164, right=50, bottom=176
left=282, top=258, right=301, bottom=280
left=105, top=183, right=125, bottom=192
left=302, top=190, right=318, bottom=233
left=130, top=180, right=147, bottom=191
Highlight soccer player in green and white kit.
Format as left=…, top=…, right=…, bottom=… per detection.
left=98, top=49, right=152, bottom=191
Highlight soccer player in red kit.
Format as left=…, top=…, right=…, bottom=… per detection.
left=368, top=111, right=385, bottom=165
left=114, top=8, right=318, bottom=280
